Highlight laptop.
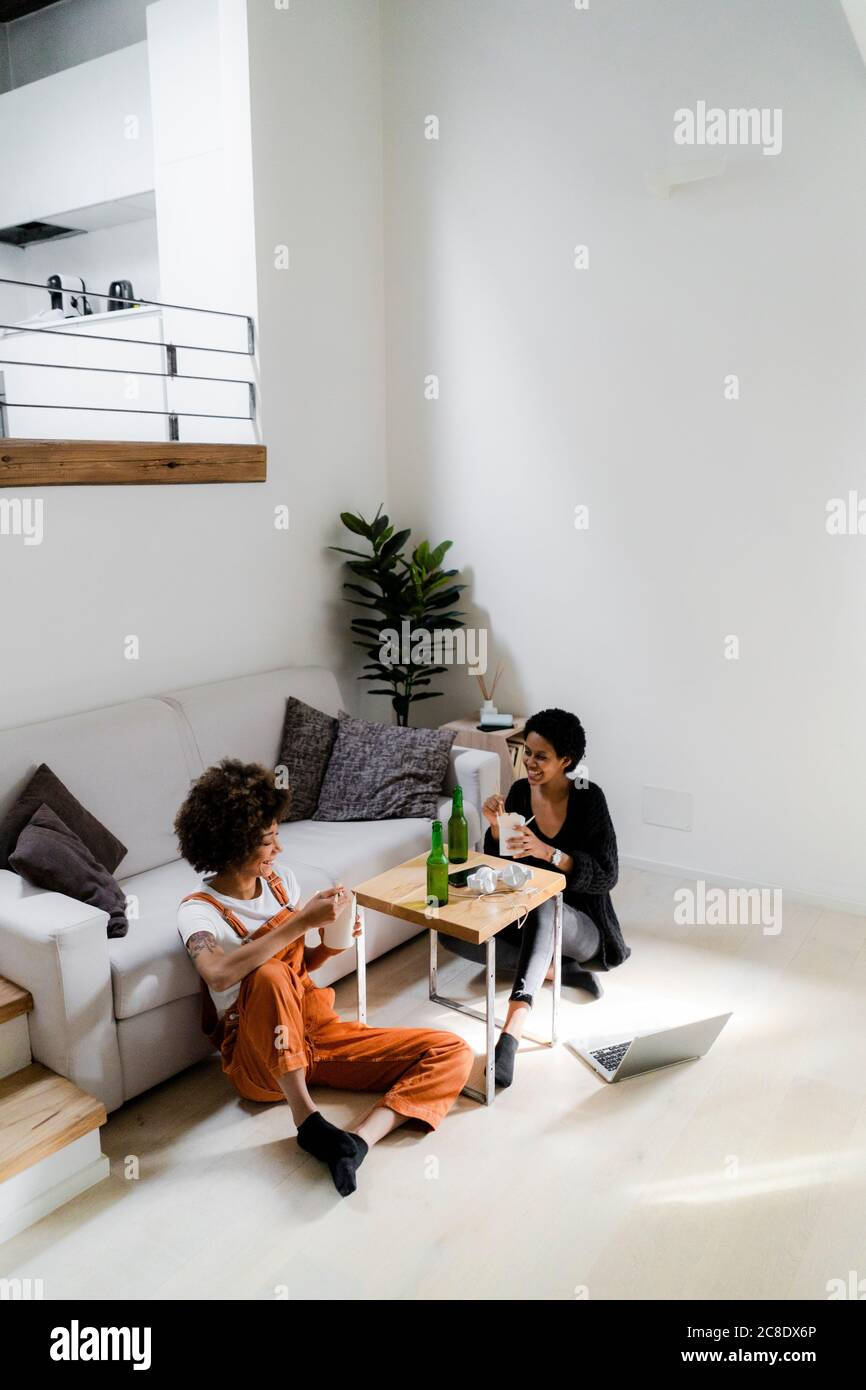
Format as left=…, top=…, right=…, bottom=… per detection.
left=566, top=1012, right=732, bottom=1083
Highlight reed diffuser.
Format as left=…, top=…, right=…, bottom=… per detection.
left=476, top=665, right=503, bottom=722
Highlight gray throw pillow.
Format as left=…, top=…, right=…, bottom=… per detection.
left=9, top=803, right=129, bottom=938
left=0, top=762, right=127, bottom=874
left=313, top=713, right=457, bottom=821
left=276, top=697, right=339, bottom=821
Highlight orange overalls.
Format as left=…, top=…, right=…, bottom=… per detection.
left=182, top=873, right=473, bottom=1131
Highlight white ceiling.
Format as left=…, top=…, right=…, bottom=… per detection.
left=42, top=192, right=156, bottom=235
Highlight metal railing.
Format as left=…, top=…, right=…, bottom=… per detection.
left=0, top=277, right=257, bottom=442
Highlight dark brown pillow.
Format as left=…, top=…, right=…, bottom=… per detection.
left=276, top=698, right=339, bottom=821
left=9, top=803, right=128, bottom=938
left=313, top=713, right=456, bottom=821
left=0, top=763, right=127, bottom=874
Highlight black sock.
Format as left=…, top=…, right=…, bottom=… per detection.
left=561, top=963, right=603, bottom=998
left=494, top=1031, right=519, bottom=1088
left=329, top=1135, right=369, bottom=1198
left=297, top=1112, right=369, bottom=1196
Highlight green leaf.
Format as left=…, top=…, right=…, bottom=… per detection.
left=343, top=582, right=381, bottom=599
left=329, top=545, right=374, bottom=559
left=340, top=512, right=369, bottom=536
left=421, top=568, right=458, bottom=593
left=379, top=528, right=411, bottom=562
left=425, top=587, right=463, bottom=608
left=428, top=539, right=453, bottom=569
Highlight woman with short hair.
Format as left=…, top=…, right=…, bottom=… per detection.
left=175, top=758, right=473, bottom=1197
left=440, top=707, right=629, bottom=1088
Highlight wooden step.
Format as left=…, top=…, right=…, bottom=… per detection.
left=0, top=977, right=33, bottom=1026
left=0, top=1064, right=106, bottom=1184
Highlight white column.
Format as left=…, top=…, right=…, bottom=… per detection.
left=146, top=0, right=259, bottom=442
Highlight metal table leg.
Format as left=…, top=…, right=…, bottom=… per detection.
left=429, top=898, right=564, bottom=1057
left=429, top=923, right=438, bottom=998
left=355, top=905, right=367, bottom=1024
left=359, top=888, right=564, bottom=1104
left=483, top=934, right=495, bottom=1105
left=551, top=891, right=562, bottom=1045
left=430, top=928, right=498, bottom=1105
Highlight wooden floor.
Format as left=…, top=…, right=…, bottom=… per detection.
left=1, top=865, right=865, bottom=1300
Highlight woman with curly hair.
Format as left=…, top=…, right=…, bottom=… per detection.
left=175, top=759, right=473, bottom=1197
left=440, top=708, right=630, bottom=1089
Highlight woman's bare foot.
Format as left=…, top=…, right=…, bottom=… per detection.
left=501, top=999, right=530, bottom=1039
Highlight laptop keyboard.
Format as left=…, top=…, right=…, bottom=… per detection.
left=590, top=1041, right=631, bottom=1073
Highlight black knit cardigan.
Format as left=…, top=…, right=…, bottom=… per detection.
left=482, top=777, right=631, bottom=971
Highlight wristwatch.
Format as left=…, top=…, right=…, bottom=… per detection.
left=550, top=847, right=563, bottom=867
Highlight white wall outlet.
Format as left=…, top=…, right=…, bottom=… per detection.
left=641, top=786, right=693, bottom=831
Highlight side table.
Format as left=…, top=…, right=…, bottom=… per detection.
left=440, top=716, right=527, bottom=793
left=353, top=851, right=566, bottom=1105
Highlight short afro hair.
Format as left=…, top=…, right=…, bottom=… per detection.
left=174, top=758, right=290, bottom=874
left=523, top=708, right=586, bottom=772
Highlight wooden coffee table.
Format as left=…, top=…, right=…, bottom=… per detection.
left=353, top=850, right=567, bottom=1105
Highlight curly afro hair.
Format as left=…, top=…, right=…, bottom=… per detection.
left=174, top=758, right=291, bottom=874
left=523, top=708, right=586, bottom=772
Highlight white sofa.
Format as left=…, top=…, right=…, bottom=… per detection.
left=0, top=666, right=499, bottom=1113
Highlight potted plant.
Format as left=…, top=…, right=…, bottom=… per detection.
left=331, top=507, right=465, bottom=726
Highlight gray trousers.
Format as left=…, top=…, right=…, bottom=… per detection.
left=439, top=898, right=601, bottom=1007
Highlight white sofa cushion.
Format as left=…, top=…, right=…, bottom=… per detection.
left=276, top=816, right=438, bottom=986
left=161, top=665, right=343, bottom=772
left=0, top=698, right=200, bottom=880
left=278, top=815, right=436, bottom=891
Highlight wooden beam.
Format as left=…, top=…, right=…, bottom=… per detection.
left=0, top=439, right=267, bottom=486
left=0, top=1063, right=106, bottom=1183
left=0, top=976, right=33, bottom=1025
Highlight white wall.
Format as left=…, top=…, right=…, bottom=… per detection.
left=0, top=244, right=25, bottom=428
left=0, top=43, right=154, bottom=227
left=0, top=0, right=387, bottom=732
left=146, top=0, right=258, bottom=444
left=3, top=0, right=150, bottom=88
left=246, top=0, right=388, bottom=708
left=381, top=0, right=866, bottom=908
left=0, top=243, right=28, bottom=322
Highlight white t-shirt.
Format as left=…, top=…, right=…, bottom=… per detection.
left=177, top=861, right=301, bottom=1019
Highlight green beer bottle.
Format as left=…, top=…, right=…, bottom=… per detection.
left=426, top=819, right=449, bottom=907
left=448, top=784, right=469, bottom=864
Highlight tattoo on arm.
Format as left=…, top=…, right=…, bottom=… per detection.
left=186, top=930, right=218, bottom=960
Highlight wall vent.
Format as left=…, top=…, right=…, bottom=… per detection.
left=0, top=222, right=84, bottom=249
